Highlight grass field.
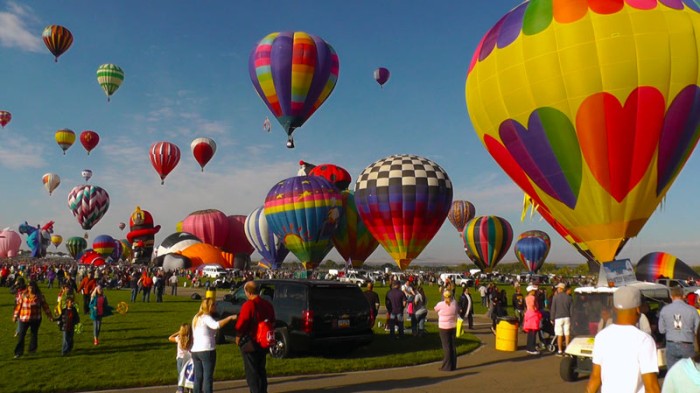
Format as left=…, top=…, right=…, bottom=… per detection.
left=0, top=281, right=501, bottom=393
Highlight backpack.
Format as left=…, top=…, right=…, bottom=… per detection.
left=256, top=318, right=275, bottom=349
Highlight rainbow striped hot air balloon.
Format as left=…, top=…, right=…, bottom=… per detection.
left=264, top=176, right=342, bottom=270
left=636, top=252, right=700, bottom=282
left=332, top=190, right=379, bottom=269
left=93, top=234, right=115, bottom=257
left=249, top=31, right=339, bottom=148
left=97, top=64, right=124, bottom=102
left=463, top=216, right=513, bottom=273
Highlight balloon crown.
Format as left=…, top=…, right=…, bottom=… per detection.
left=130, top=206, right=154, bottom=227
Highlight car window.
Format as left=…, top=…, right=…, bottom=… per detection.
left=275, top=284, right=306, bottom=311
left=260, top=284, right=275, bottom=303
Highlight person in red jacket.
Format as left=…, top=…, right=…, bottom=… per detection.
left=77, top=273, right=97, bottom=314
left=235, top=281, right=275, bottom=393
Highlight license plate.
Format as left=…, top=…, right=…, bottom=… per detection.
left=338, top=319, right=349, bottom=328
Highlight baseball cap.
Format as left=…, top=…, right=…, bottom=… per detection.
left=556, top=283, right=566, bottom=289
left=526, top=285, right=537, bottom=292
left=613, top=286, right=641, bottom=310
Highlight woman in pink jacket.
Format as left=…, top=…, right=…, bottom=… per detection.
left=523, top=285, right=542, bottom=355
left=434, top=290, right=459, bottom=371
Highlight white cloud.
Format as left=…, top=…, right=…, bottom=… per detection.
left=0, top=2, right=42, bottom=52
left=0, top=136, right=47, bottom=169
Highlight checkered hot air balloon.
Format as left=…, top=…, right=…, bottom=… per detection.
left=67, top=185, right=110, bottom=230
left=149, top=141, right=180, bottom=185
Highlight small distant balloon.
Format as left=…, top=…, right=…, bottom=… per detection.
left=118, top=222, right=126, bottom=231
left=55, top=129, right=75, bottom=155
left=42, top=173, right=61, bottom=195
left=81, top=169, right=93, bottom=182
left=96, top=64, right=124, bottom=102
left=190, top=137, right=216, bottom=172
left=263, top=117, right=271, bottom=133
left=0, top=111, right=11, bottom=128
left=42, top=25, right=73, bottom=62
left=374, top=67, right=390, bottom=87
left=80, top=131, right=99, bottom=155
left=50, top=234, right=63, bottom=249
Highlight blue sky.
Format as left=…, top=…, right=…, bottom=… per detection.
left=1, top=0, right=699, bottom=267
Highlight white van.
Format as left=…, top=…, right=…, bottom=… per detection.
left=201, top=265, right=227, bottom=279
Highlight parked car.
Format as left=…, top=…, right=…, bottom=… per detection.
left=654, top=278, right=700, bottom=296
left=201, top=265, right=227, bottom=279
left=214, top=279, right=374, bottom=358
left=339, top=272, right=370, bottom=287
left=437, top=273, right=474, bottom=288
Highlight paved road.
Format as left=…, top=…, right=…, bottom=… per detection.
left=92, top=302, right=590, bottom=393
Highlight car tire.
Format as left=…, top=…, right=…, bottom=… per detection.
left=560, top=356, right=578, bottom=382
left=270, top=328, right=290, bottom=359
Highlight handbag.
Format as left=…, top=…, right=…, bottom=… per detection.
left=456, top=317, right=465, bottom=337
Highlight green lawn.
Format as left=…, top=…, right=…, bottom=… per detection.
left=1, top=282, right=484, bottom=393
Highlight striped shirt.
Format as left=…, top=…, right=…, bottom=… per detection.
left=13, top=293, right=52, bottom=322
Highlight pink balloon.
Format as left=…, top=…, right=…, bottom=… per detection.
left=227, top=215, right=255, bottom=255
left=0, top=229, right=22, bottom=257
left=182, top=209, right=230, bottom=249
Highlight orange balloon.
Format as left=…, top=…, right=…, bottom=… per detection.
left=180, top=243, right=229, bottom=269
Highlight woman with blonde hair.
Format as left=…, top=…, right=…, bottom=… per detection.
left=434, top=290, right=459, bottom=371
left=190, top=297, right=235, bottom=393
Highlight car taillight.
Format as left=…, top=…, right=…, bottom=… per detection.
left=302, top=309, right=313, bottom=333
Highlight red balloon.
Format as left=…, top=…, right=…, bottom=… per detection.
left=191, top=137, right=216, bottom=172
left=308, top=163, right=352, bottom=190
left=150, top=141, right=181, bottom=185
left=227, top=215, right=255, bottom=256
left=80, top=130, right=100, bottom=155
left=0, top=111, right=11, bottom=128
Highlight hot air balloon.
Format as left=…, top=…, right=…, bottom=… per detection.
left=227, top=215, right=255, bottom=256
left=332, top=190, right=379, bottom=268
left=514, top=230, right=551, bottom=274
left=190, top=137, right=216, bottom=172
left=96, top=64, right=124, bottom=102
left=636, top=252, right=700, bottom=282
left=118, top=222, right=126, bottom=231
left=249, top=31, right=340, bottom=148
left=110, top=239, right=123, bottom=261
left=463, top=216, right=513, bottom=272
left=126, top=206, right=161, bottom=264
left=264, top=176, right=343, bottom=269
left=244, top=206, right=289, bottom=270
left=297, top=160, right=316, bottom=176
left=150, top=141, right=180, bottom=184
left=50, top=234, right=63, bottom=249
left=0, top=229, right=22, bottom=258
left=42, top=173, right=61, bottom=195
left=65, top=236, right=87, bottom=260
left=119, top=239, right=132, bottom=261
left=0, top=111, right=11, bottom=128
left=447, top=200, right=476, bottom=234
left=157, top=232, right=202, bottom=256
left=92, top=234, right=115, bottom=257
left=182, top=209, right=230, bottom=250
left=263, top=117, right=271, bottom=133
left=373, top=67, right=390, bottom=87
left=55, top=129, right=75, bottom=155
left=80, top=131, right=99, bottom=155
left=466, top=1, right=700, bottom=264
left=67, top=185, right=110, bottom=230
left=81, top=169, right=93, bottom=182
left=354, top=154, right=453, bottom=270
left=308, top=163, right=352, bottom=190
left=180, top=243, right=228, bottom=269
left=42, top=25, right=73, bottom=62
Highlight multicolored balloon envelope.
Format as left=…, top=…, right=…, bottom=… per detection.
left=463, top=216, right=513, bottom=272
left=264, top=176, right=342, bottom=269
left=354, top=154, right=453, bottom=270
left=157, top=232, right=202, bottom=256
left=636, top=251, right=700, bottom=282
left=55, top=129, right=75, bottom=155
left=67, top=185, right=110, bottom=230
left=447, top=200, right=476, bottom=234
left=332, top=190, right=379, bottom=268
left=249, top=31, right=339, bottom=148
left=110, top=239, right=123, bottom=261
left=514, top=230, right=551, bottom=274
left=244, top=206, right=289, bottom=270
left=93, top=234, right=115, bottom=257
left=42, top=173, right=61, bottom=195
left=466, top=1, right=700, bottom=263
left=65, top=236, right=87, bottom=260
left=42, top=25, right=73, bottom=62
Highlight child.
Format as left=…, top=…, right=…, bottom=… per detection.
left=169, top=323, right=193, bottom=393
left=56, top=296, right=80, bottom=356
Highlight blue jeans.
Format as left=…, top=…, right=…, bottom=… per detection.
left=192, top=350, right=216, bottom=393
left=93, top=316, right=102, bottom=338
left=666, top=341, right=695, bottom=370
left=389, top=313, right=404, bottom=337
left=62, top=329, right=75, bottom=355
left=131, top=287, right=138, bottom=302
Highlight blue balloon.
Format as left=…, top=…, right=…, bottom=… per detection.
left=514, top=230, right=551, bottom=273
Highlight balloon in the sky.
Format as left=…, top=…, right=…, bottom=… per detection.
left=50, top=234, right=63, bottom=249
left=190, top=137, right=216, bottom=172
left=264, top=176, right=343, bottom=269
left=150, top=141, right=180, bottom=185
left=636, top=252, right=700, bottom=282
left=463, top=216, right=513, bottom=272
left=118, top=222, right=126, bottom=231
left=332, top=190, right=379, bottom=268
left=249, top=31, right=340, bottom=148
left=308, top=163, right=352, bottom=190
left=92, top=234, right=115, bottom=257
left=514, top=230, right=551, bottom=274
left=80, top=131, right=99, bottom=155
left=67, top=185, right=110, bottom=230
left=81, top=169, right=93, bottom=182
left=182, top=209, right=230, bottom=250
left=244, top=206, right=289, bottom=270
left=0, top=111, right=11, bottom=128
left=263, top=117, right=271, bottom=132
left=42, top=25, right=73, bottom=62
left=0, top=229, right=21, bottom=258
left=373, top=67, right=390, bottom=87
left=466, top=1, right=700, bottom=263
left=65, top=236, right=87, bottom=260
left=96, top=64, right=124, bottom=102
left=55, top=129, right=75, bottom=155
left=42, top=173, right=61, bottom=195
left=447, top=200, right=476, bottom=234
left=354, top=154, right=453, bottom=270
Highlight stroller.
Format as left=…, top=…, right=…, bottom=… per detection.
left=537, top=310, right=557, bottom=353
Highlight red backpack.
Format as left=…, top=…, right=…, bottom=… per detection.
left=256, top=318, right=275, bottom=349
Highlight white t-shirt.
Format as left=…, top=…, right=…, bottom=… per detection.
left=190, top=314, right=219, bottom=353
left=592, top=324, right=659, bottom=393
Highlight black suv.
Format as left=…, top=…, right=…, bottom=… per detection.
left=214, top=279, right=374, bottom=358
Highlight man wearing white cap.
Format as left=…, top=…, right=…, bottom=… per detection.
left=586, top=286, right=660, bottom=393
left=550, top=282, right=572, bottom=355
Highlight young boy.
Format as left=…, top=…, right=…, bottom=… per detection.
left=56, top=296, right=80, bottom=356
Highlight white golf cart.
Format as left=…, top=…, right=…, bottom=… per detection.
left=560, top=260, right=671, bottom=382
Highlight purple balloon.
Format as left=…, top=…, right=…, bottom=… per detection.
left=374, top=67, right=390, bottom=86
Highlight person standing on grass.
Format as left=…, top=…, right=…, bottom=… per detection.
left=385, top=280, right=407, bottom=339
left=89, top=285, right=112, bottom=346
left=129, top=272, right=139, bottom=302
left=170, top=273, right=179, bottom=296
left=191, top=297, right=236, bottom=393
left=56, top=296, right=80, bottom=356
left=169, top=323, right=194, bottom=393
left=77, top=272, right=96, bottom=314
left=13, top=280, right=53, bottom=359
left=434, top=290, right=458, bottom=371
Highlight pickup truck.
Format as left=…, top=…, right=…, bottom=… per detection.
left=654, top=278, right=700, bottom=296
left=339, top=273, right=370, bottom=287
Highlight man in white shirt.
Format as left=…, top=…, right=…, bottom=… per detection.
left=586, top=286, right=660, bottom=393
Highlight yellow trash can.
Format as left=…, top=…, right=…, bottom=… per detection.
left=205, top=288, right=216, bottom=299
left=495, top=316, right=519, bottom=351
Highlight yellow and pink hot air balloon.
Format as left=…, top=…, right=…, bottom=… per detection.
left=466, top=1, right=700, bottom=263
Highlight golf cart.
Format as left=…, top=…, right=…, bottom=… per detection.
left=560, top=260, right=671, bottom=382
